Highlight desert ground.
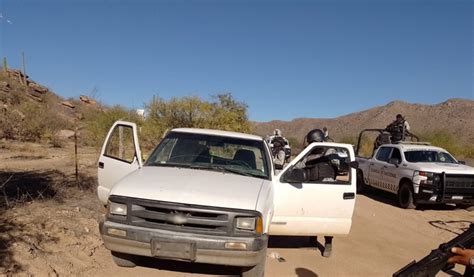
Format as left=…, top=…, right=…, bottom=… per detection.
left=0, top=141, right=472, bottom=277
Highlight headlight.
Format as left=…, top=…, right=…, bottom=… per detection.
left=236, top=217, right=256, bottom=230
left=415, top=171, right=434, bottom=178
left=414, top=171, right=435, bottom=185
left=235, top=217, right=263, bottom=234
left=108, top=202, right=127, bottom=216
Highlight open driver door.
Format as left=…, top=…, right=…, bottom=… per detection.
left=97, top=121, right=142, bottom=205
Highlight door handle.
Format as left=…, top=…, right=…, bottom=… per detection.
left=343, top=192, right=355, bottom=200
left=99, top=162, right=104, bottom=169
left=370, top=163, right=374, bottom=166
left=383, top=166, right=387, bottom=169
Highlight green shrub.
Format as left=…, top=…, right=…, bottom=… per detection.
left=339, top=135, right=374, bottom=158
left=82, top=94, right=252, bottom=153
left=82, top=105, right=142, bottom=148
left=0, top=100, right=70, bottom=142
left=286, top=136, right=303, bottom=153
left=140, top=93, right=250, bottom=152
left=418, top=130, right=473, bottom=159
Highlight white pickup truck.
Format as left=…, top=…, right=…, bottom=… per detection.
left=356, top=142, right=474, bottom=209
left=97, top=121, right=357, bottom=276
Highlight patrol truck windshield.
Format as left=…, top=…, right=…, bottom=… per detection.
left=404, top=150, right=457, bottom=164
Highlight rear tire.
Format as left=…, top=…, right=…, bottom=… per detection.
left=111, top=251, right=137, bottom=267
left=356, top=170, right=367, bottom=193
left=397, top=182, right=416, bottom=209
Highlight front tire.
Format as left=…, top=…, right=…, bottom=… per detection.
left=241, top=244, right=267, bottom=277
left=241, top=261, right=265, bottom=277
left=398, top=182, right=416, bottom=209
left=111, top=251, right=137, bottom=267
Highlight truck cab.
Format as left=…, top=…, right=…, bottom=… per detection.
left=97, top=121, right=357, bottom=276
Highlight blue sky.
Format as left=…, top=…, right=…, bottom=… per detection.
left=0, top=0, right=472, bottom=122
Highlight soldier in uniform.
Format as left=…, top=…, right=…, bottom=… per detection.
left=386, top=114, right=410, bottom=143
left=268, top=129, right=290, bottom=170
left=295, top=128, right=338, bottom=257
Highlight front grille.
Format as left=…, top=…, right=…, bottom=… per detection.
left=445, top=174, right=474, bottom=189
left=108, top=196, right=260, bottom=237
left=130, top=202, right=229, bottom=234
left=442, top=174, right=474, bottom=199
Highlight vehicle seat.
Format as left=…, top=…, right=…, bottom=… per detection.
left=194, top=148, right=211, bottom=163
left=233, top=149, right=257, bottom=170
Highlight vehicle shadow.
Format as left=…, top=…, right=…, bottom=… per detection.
left=130, top=236, right=325, bottom=276
left=268, top=235, right=324, bottom=255
left=134, top=257, right=241, bottom=276
left=358, top=187, right=398, bottom=206
left=359, top=188, right=462, bottom=211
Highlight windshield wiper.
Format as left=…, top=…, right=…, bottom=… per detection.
left=188, top=164, right=257, bottom=177
left=213, top=165, right=256, bottom=177
left=148, top=163, right=265, bottom=178
left=146, top=162, right=192, bottom=168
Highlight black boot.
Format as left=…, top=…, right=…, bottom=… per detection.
left=323, top=236, right=333, bottom=257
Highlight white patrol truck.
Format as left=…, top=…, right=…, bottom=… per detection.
left=356, top=141, right=474, bottom=209
left=97, top=121, right=357, bottom=276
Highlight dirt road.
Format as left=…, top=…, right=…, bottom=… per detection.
left=1, top=142, right=472, bottom=276
left=86, top=193, right=472, bottom=277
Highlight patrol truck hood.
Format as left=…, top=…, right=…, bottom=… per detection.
left=109, top=166, right=265, bottom=211
left=410, top=163, right=474, bottom=174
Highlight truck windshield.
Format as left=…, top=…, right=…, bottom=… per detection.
left=145, top=131, right=270, bottom=179
left=404, top=150, right=457, bottom=163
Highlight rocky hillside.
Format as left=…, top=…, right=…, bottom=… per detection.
left=2, top=66, right=472, bottom=149
left=0, top=68, right=100, bottom=141
left=253, top=99, right=474, bottom=145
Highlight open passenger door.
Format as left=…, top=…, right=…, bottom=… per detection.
left=270, top=142, right=356, bottom=236
left=97, top=121, right=142, bottom=205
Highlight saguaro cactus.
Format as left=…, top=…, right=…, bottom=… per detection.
left=2, top=57, right=7, bottom=72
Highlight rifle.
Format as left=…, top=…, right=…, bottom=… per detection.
left=393, top=223, right=474, bottom=277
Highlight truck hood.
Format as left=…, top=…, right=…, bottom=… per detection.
left=410, top=163, right=474, bottom=174
left=109, top=166, right=265, bottom=211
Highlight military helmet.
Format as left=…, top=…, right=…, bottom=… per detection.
left=306, top=129, right=325, bottom=144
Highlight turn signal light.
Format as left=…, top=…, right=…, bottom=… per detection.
left=107, top=228, right=127, bottom=237
left=256, top=217, right=263, bottom=235
left=225, top=242, right=247, bottom=250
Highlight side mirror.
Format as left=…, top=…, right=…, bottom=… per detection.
left=458, top=161, right=466, bottom=165
left=348, top=161, right=359, bottom=169
left=283, top=168, right=307, bottom=183
left=388, top=158, right=400, bottom=165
